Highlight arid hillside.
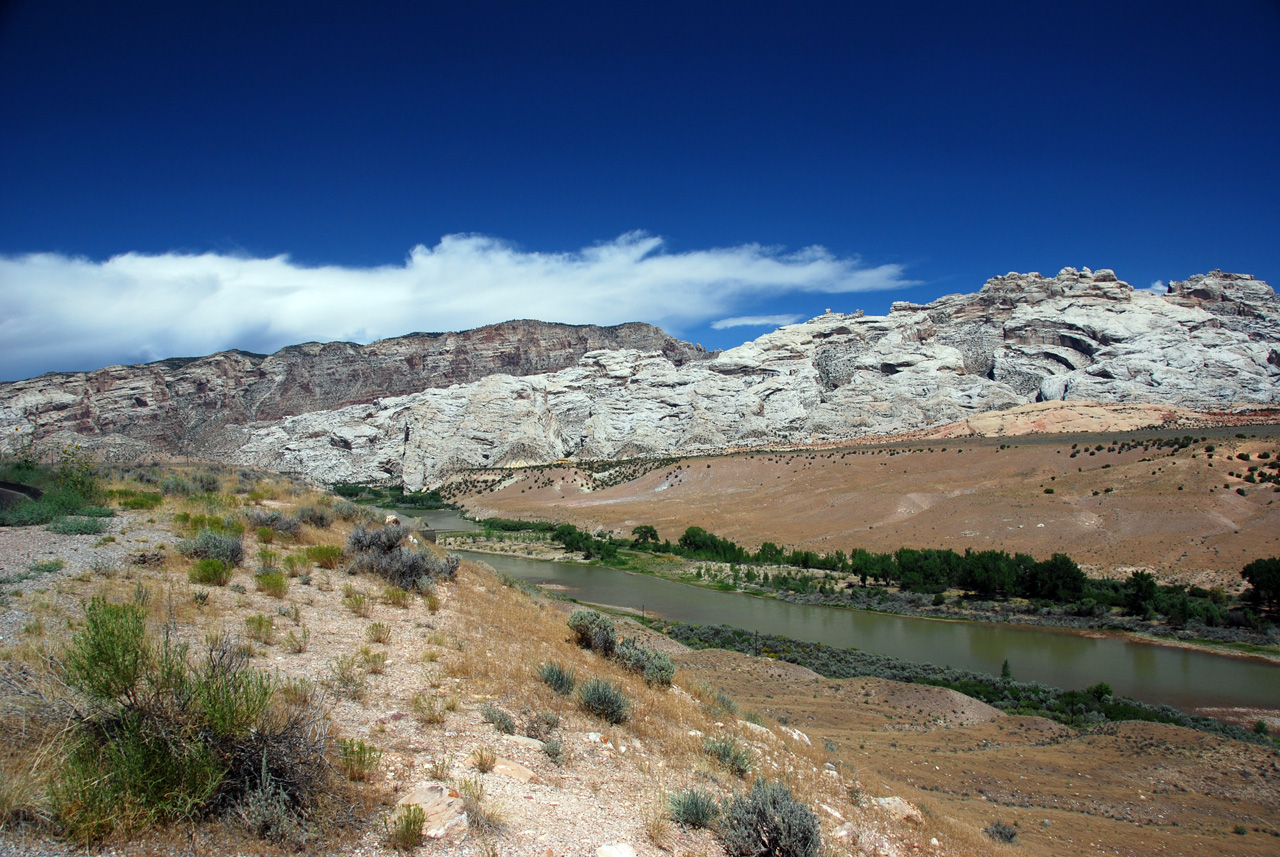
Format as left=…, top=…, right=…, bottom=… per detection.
left=452, top=423, right=1280, bottom=588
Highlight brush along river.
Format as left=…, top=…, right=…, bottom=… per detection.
left=455, top=548, right=1280, bottom=718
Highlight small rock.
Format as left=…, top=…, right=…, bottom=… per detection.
left=494, top=757, right=542, bottom=784
left=872, top=796, right=923, bottom=825
left=596, top=843, right=637, bottom=857
left=396, top=783, right=467, bottom=839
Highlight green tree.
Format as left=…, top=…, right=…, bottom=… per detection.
left=1125, top=570, right=1159, bottom=616
left=631, top=524, right=659, bottom=545
left=1241, top=557, right=1280, bottom=609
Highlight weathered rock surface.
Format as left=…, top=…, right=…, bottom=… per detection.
left=0, top=320, right=712, bottom=452
left=3, top=268, right=1277, bottom=488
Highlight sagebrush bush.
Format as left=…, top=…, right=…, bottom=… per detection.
left=577, top=677, right=630, bottom=724
left=345, top=524, right=460, bottom=589
left=985, top=821, right=1018, bottom=844
left=616, top=635, right=674, bottom=686
left=719, top=780, right=821, bottom=857
left=480, top=702, right=516, bottom=734
left=295, top=504, right=334, bottom=529
left=539, top=661, right=576, bottom=696
left=245, top=508, right=300, bottom=537
left=568, top=609, right=617, bottom=656
left=178, top=529, right=244, bottom=567
left=705, top=736, right=753, bottom=778
left=668, top=788, right=718, bottom=829
left=189, top=558, right=232, bottom=586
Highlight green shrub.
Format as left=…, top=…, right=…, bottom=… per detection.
left=385, top=803, right=425, bottom=850
left=47, top=516, right=109, bottom=535
left=328, top=654, right=366, bottom=701
left=64, top=597, right=151, bottom=702
left=704, top=736, right=753, bottom=778
left=668, top=788, right=718, bottom=828
left=256, top=526, right=275, bottom=544
left=577, top=677, right=630, bottom=724
left=109, top=489, right=163, bottom=510
left=366, top=621, right=392, bottom=644
left=178, top=529, right=244, bottom=566
left=52, top=600, right=329, bottom=844
left=568, top=609, right=617, bottom=656
left=720, top=780, right=820, bottom=857
left=189, top=558, right=231, bottom=586
left=383, top=585, right=411, bottom=608
left=305, top=544, right=344, bottom=569
left=539, top=661, right=576, bottom=696
left=480, top=702, right=516, bottom=734
left=336, top=738, right=381, bottom=781
left=254, top=571, right=287, bottom=598
left=245, top=614, right=275, bottom=644
left=282, top=553, right=307, bottom=577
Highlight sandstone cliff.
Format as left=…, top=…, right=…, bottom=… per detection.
left=3, top=268, right=1277, bottom=488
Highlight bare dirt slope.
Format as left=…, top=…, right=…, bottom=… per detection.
left=674, top=645, right=1280, bottom=857
left=458, top=425, right=1280, bottom=587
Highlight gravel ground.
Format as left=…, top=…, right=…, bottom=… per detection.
left=0, top=512, right=176, bottom=646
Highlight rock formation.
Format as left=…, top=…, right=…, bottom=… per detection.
left=0, top=320, right=711, bottom=454
left=2, top=268, right=1277, bottom=488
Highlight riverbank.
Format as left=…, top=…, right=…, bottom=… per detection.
left=444, top=534, right=1280, bottom=665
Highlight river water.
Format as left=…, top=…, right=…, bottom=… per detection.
left=456, top=548, right=1280, bottom=715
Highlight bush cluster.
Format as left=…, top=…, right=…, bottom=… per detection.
left=345, top=524, right=460, bottom=590
left=245, top=509, right=300, bottom=537
left=178, top=529, right=244, bottom=567
left=615, top=635, right=674, bottom=686
left=54, top=599, right=331, bottom=844
left=568, top=609, right=617, bottom=656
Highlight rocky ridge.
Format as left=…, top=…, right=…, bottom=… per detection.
left=0, top=320, right=711, bottom=454
left=4, top=268, right=1278, bottom=489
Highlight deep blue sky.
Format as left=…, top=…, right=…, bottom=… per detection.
left=2, top=1, right=1278, bottom=379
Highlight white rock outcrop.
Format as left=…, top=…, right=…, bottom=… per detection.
left=232, top=268, right=1279, bottom=488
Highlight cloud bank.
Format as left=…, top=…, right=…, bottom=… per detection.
left=710, top=314, right=805, bottom=330
left=0, top=232, right=913, bottom=381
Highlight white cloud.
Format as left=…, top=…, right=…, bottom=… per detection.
left=710, top=314, right=804, bottom=330
left=0, top=232, right=914, bottom=381
left=1140, top=279, right=1168, bottom=294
